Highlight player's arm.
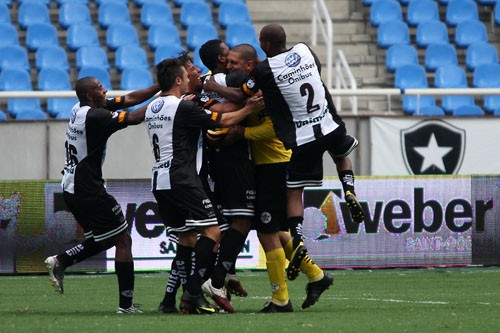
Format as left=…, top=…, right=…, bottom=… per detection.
left=121, top=84, right=160, bottom=108
left=218, top=95, right=264, bottom=127
left=126, top=105, right=148, bottom=125
left=203, top=76, right=246, bottom=104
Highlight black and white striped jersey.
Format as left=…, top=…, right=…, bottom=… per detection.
left=242, top=43, right=339, bottom=149
left=145, top=95, right=222, bottom=191
left=61, top=98, right=127, bottom=197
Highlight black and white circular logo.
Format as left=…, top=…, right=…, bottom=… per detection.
left=151, top=99, right=164, bottom=114
left=285, top=52, right=301, bottom=67
left=246, top=78, right=255, bottom=89
left=260, top=212, right=272, bottom=224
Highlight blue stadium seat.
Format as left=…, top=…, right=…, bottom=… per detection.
left=141, top=2, right=174, bottom=28
left=0, top=110, right=6, bottom=121
left=418, top=106, right=445, bottom=116
left=106, top=23, right=140, bottom=50
left=386, top=44, right=418, bottom=73
left=496, top=3, right=500, bottom=26
left=59, top=3, right=92, bottom=29
left=370, top=0, right=402, bottom=27
left=477, top=0, right=498, bottom=5
left=26, top=23, right=59, bottom=51
left=15, top=110, right=48, bottom=120
left=76, top=45, right=110, bottom=70
left=174, top=0, right=205, bottom=7
left=473, top=63, right=500, bottom=113
left=435, top=65, right=477, bottom=114
left=38, top=67, right=72, bottom=91
left=466, top=42, right=499, bottom=71
left=406, top=0, right=439, bottom=27
left=180, top=2, right=213, bottom=28
left=395, top=64, right=436, bottom=114
left=437, top=0, right=453, bottom=5
left=115, top=45, right=149, bottom=72
left=18, top=1, right=50, bottom=29
left=78, top=66, right=112, bottom=90
left=135, top=0, right=168, bottom=6
left=47, top=98, right=78, bottom=118
left=377, top=20, right=410, bottom=49
left=18, top=0, right=51, bottom=5
left=57, top=0, right=89, bottom=5
left=147, top=22, right=182, bottom=50
left=98, top=2, right=131, bottom=29
left=186, top=22, right=218, bottom=50
left=0, top=22, right=19, bottom=46
left=213, top=0, right=246, bottom=7
left=120, top=67, right=153, bottom=90
left=455, top=20, right=487, bottom=48
left=416, top=20, right=449, bottom=48
left=0, top=3, right=10, bottom=23
left=0, top=0, right=11, bottom=8
left=155, top=44, right=185, bottom=65
left=452, top=105, right=484, bottom=116
left=218, top=2, right=252, bottom=29
left=445, top=0, right=479, bottom=27
left=96, top=0, right=129, bottom=5
left=36, top=46, right=70, bottom=72
left=0, top=45, right=30, bottom=71
left=362, top=0, right=376, bottom=5
left=225, top=22, right=259, bottom=48
left=67, top=23, right=100, bottom=51
left=424, top=43, right=458, bottom=72
left=0, top=68, right=32, bottom=90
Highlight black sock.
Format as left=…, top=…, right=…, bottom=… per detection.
left=56, top=237, right=108, bottom=269
left=339, top=170, right=355, bottom=196
left=115, top=261, right=135, bottom=309
left=287, top=216, right=304, bottom=249
left=203, top=251, right=217, bottom=281
left=162, top=244, right=192, bottom=306
left=211, top=228, right=246, bottom=289
left=187, top=236, right=215, bottom=295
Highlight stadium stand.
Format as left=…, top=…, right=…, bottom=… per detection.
left=26, top=23, right=59, bottom=52
left=147, top=22, right=182, bottom=51
left=35, top=45, right=70, bottom=72
left=0, top=3, right=10, bottom=22
left=180, top=2, right=213, bottom=28
left=0, top=45, right=30, bottom=71
left=66, top=23, right=100, bottom=51
left=78, top=67, right=112, bottom=90
left=416, top=20, right=449, bottom=48
left=0, top=22, right=18, bottom=47
left=155, top=44, right=185, bottom=65
left=115, top=45, right=149, bottom=72
left=76, top=45, right=110, bottom=70
left=454, top=20, right=488, bottom=48
left=394, top=64, right=438, bottom=114
left=98, top=2, right=131, bottom=29
left=58, top=3, right=92, bottom=29
left=225, top=22, right=259, bottom=48
left=106, top=23, right=140, bottom=50
left=17, top=1, right=50, bottom=29
left=473, top=63, right=500, bottom=113
left=406, top=0, right=439, bottom=27
left=434, top=65, right=479, bottom=114
left=424, top=43, right=458, bottom=73
left=186, top=22, right=219, bottom=51
left=445, top=0, right=479, bottom=27
left=377, top=19, right=410, bottom=49
left=218, top=2, right=252, bottom=29
left=121, top=68, right=154, bottom=90
left=140, top=2, right=174, bottom=28
left=466, top=42, right=499, bottom=71
left=369, top=0, right=402, bottom=27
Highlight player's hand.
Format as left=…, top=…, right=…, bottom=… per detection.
left=183, top=94, right=196, bottom=101
left=219, top=125, right=245, bottom=146
left=246, top=95, right=264, bottom=112
left=203, top=77, right=217, bottom=92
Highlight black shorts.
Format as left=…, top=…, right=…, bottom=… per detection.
left=153, top=185, right=218, bottom=233
left=287, top=128, right=358, bottom=188
left=211, top=155, right=256, bottom=218
left=63, top=190, right=127, bottom=242
left=254, top=163, right=289, bottom=233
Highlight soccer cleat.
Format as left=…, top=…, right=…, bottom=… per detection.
left=202, top=279, right=235, bottom=313
left=302, top=272, right=334, bottom=309
left=345, top=191, right=365, bottom=224
left=260, top=300, right=294, bottom=313
left=286, top=242, right=308, bottom=281
left=180, top=290, right=218, bottom=314
left=117, top=304, right=143, bottom=314
left=225, top=274, right=248, bottom=297
left=158, top=303, right=179, bottom=314
left=44, top=256, right=64, bottom=294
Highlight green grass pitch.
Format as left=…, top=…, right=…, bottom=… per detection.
left=1, top=267, right=500, bottom=332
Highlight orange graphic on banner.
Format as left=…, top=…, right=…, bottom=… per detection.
left=320, top=191, right=340, bottom=235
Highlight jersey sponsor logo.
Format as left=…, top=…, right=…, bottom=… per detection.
left=151, top=99, right=164, bottom=114
left=285, top=52, right=301, bottom=67
left=246, top=78, right=255, bottom=89
left=294, top=105, right=328, bottom=128
left=153, top=159, right=171, bottom=171
left=260, top=211, right=272, bottom=224
left=277, top=62, right=316, bottom=84
left=401, top=119, right=465, bottom=175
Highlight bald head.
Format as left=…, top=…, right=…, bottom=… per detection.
left=259, top=24, right=286, bottom=57
left=232, top=43, right=258, bottom=63
left=75, top=77, right=98, bottom=101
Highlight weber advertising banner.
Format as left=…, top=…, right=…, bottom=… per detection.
left=370, top=118, right=500, bottom=175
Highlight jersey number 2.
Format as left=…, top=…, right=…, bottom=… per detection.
left=300, top=83, right=320, bottom=113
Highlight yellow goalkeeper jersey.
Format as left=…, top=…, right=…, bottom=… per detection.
left=244, top=111, right=291, bottom=165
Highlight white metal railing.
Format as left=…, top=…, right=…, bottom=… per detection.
left=335, top=50, right=358, bottom=114
left=311, top=0, right=333, bottom=89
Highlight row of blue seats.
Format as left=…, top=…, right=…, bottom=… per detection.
left=0, top=66, right=154, bottom=119
left=0, top=0, right=246, bottom=8
left=364, top=0, right=500, bottom=7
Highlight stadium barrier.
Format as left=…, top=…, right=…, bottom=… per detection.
left=1, top=176, right=499, bottom=274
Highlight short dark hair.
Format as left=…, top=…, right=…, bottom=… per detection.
left=177, top=51, right=193, bottom=68
left=75, top=77, right=98, bottom=102
left=156, top=58, right=184, bottom=91
left=199, top=39, right=223, bottom=71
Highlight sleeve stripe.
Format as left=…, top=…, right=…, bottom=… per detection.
left=242, top=84, right=253, bottom=96
left=118, top=112, right=126, bottom=123
left=210, top=112, right=219, bottom=121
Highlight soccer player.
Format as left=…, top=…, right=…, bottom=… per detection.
left=144, top=58, right=263, bottom=314
left=44, top=77, right=160, bottom=314
left=198, top=40, right=254, bottom=313
left=210, top=43, right=333, bottom=312
left=206, top=24, right=365, bottom=283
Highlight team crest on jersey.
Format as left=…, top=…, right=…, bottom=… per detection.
left=285, top=52, right=301, bottom=67
left=151, top=99, right=164, bottom=114
left=246, top=78, right=255, bottom=89
left=200, top=95, right=209, bottom=103
left=70, top=108, right=77, bottom=123
left=401, top=119, right=465, bottom=175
